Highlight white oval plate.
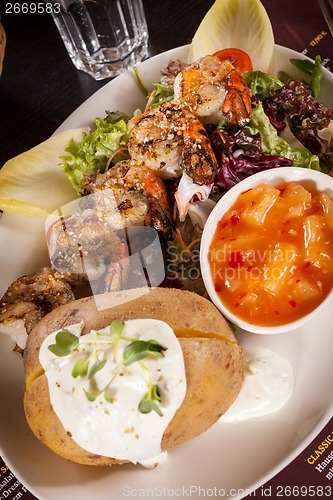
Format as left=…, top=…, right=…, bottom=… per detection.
left=0, top=45, right=332, bottom=500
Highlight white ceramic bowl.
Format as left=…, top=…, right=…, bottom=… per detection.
left=200, top=167, right=333, bottom=334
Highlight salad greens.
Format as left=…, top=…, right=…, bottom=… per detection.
left=133, top=63, right=178, bottom=108
left=265, top=78, right=333, bottom=172
left=60, top=111, right=130, bottom=194
left=244, top=70, right=283, bottom=101
left=280, top=55, right=323, bottom=98
left=59, top=53, right=333, bottom=196
left=242, top=58, right=332, bottom=172
left=246, top=101, right=320, bottom=169
left=150, top=82, right=175, bottom=107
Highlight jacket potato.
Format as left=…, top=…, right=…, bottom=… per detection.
left=23, top=287, right=244, bottom=466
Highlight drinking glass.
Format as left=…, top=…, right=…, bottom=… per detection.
left=46, top=0, right=149, bottom=80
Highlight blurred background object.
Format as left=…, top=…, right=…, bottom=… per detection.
left=0, top=21, right=5, bottom=75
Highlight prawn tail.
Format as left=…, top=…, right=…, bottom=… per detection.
left=222, top=69, right=252, bottom=127
left=143, top=171, right=173, bottom=240
left=98, top=254, right=129, bottom=294
left=145, top=195, right=173, bottom=240
left=182, top=119, right=218, bottom=185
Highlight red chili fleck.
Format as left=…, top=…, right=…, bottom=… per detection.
left=234, top=302, right=240, bottom=308
left=239, top=292, right=247, bottom=298
left=229, top=237, right=237, bottom=241
left=230, top=214, right=240, bottom=225
left=218, top=220, right=228, bottom=229
left=304, top=261, right=311, bottom=269
left=289, top=300, right=297, bottom=308
left=228, top=250, right=245, bottom=268
left=241, top=188, right=253, bottom=195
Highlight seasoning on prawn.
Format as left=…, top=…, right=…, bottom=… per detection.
left=0, top=268, right=75, bottom=350
left=128, top=102, right=218, bottom=222
left=128, top=102, right=218, bottom=185
left=173, top=55, right=252, bottom=127
left=47, top=209, right=130, bottom=294
left=92, top=159, right=173, bottom=240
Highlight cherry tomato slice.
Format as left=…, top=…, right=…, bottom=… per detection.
left=213, top=48, right=253, bottom=74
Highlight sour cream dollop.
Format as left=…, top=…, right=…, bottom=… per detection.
left=220, top=348, right=294, bottom=422
left=39, top=319, right=187, bottom=465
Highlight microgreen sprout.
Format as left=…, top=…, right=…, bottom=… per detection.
left=123, top=339, right=167, bottom=366
left=48, top=330, right=79, bottom=357
left=47, top=321, right=168, bottom=416
left=110, top=319, right=125, bottom=362
left=137, top=361, right=164, bottom=416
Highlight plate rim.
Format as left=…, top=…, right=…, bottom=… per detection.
left=1, top=43, right=333, bottom=500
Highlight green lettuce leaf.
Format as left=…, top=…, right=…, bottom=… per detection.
left=246, top=101, right=320, bottom=169
left=244, top=70, right=283, bottom=100
left=60, top=111, right=130, bottom=194
left=150, top=82, right=174, bottom=108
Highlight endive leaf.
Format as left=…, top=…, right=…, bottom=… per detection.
left=0, top=128, right=88, bottom=218
left=188, top=0, right=275, bottom=73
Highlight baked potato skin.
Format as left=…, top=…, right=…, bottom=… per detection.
left=23, top=288, right=244, bottom=465
left=24, top=376, right=124, bottom=466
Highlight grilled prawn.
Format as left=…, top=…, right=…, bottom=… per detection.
left=0, top=267, right=75, bottom=349
left=47, top=209, right=129, bottom=294
left=46, top=160, right=173, bottom=302
left=128, top=102, right=218, bottom=186
left=92, top=159, right=173, bottom=240
left=173, top=54, right=252, bottom=127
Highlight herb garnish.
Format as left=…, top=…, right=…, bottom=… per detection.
left=138, top=377, right=163, bottom=417
left=48, top=321, right=168, bottom=416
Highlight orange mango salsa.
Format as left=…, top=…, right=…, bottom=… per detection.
left=208, top=182, right=333, bottom=326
